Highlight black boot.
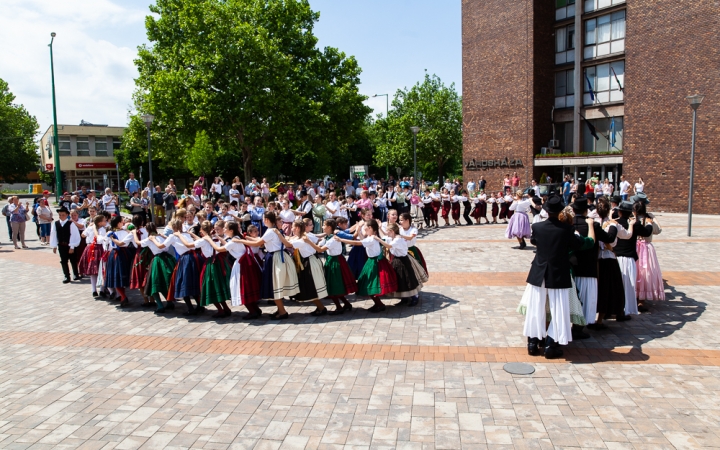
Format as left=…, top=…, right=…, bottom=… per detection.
left=544, top=337, right=564, bottom=359
left=571, top=324, right=590, bottom=340
left=527, top=337, right=540, bottom=356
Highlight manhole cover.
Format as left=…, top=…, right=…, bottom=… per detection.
left=503, top=362, right=535, bottom=375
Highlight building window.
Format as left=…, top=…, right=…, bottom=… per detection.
left=555, top=69, right=575, bottom=109
left=582, top=117, right=623, bottom=153
left=95, top=137, right=108, bottom=156
left=59, top=136, right=71, bottom=156
left=77, top=136, right=90, bottom=156
left=583, top=61, right=624, bottom=105
left=556, top=0, right=576, bottom=21
left=555, top=122, right=574, bottom=154
left=112, top=137, right=121, bottom=155
left=584, top=0, right=625, bottom=13
left=556, top=25, right=575, bottom=65
left=585, top=10, right=625, bottom=59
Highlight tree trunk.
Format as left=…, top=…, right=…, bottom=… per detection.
left=438, top=158, right=445, bottom=186
left=243, top=149, right=253, bottom=186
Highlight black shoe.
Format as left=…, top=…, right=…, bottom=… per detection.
left=519, top=241, right=527, bottom=250
left=62, top=278, right=71, bottom=284
left=196, top=306, right=206, bottom=314
left=616, top=314, right=632, bottom=322
left=638, top=305, right=649, bottom=313
left=369, top=304, right=386, bottom=313
left=527, top=337, right=540, bottom=356
left=92, top=291, right=99, bottom=297
left=571, top=326, right=591, bottom=340
left=142, top=302, right=155, bottom=308
left=310, top=308, right=328, bottom=317
left=538, top=338, right=546, bottom=348
left=73, top=275, right=82, bottom=281
left=399, top=298, right=410, bottom=305
left=242, top=311, right=262, bottom=320
left=271, top=312, right=289, bottom=320
left=328, top=308, right=345, bottom=316
left=409, top=296, right=419, bottom=307
left=154, top=308, right=166, bottom=315
left=99, top=291, right=108, bottom=298
left=544, top=337, right=564, bottom=359
left=166, top=301, right=175, bottom=310
left=119, top=299, right=129, bottom=308
left=343, top=303, right=353, bottom=312
left=587, top=323, right=608, bottom=330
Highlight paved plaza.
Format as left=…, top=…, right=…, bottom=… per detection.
left=1, top=210, right=719, bottom=449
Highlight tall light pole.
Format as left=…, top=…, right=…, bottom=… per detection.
left=686, top=94, right=704, bottom=237
left=373, top=94, right=389, bottom=180
left=410, top=126, right=420, bottom=189
left=141, top=114, right=155, bottom=224
left=49, top=32, right=62, bottom=202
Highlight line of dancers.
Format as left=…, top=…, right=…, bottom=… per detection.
left=52, top=202, right=429, bottom=320
left=418, top=188, right=522, bottom=228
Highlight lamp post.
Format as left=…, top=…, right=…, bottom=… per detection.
left=686, top=94, right=704, bottom=237
left=49, top=32, right=62, bottom=202
left=410, top=126, right=420, bottom=189
left=141, top=114, right=155, bottom=225
left=374, top=94, right=390, bottom=180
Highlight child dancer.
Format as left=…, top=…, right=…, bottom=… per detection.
left=234, top=211, right=300, bottom=320
left=440, top=188, right=451, bottom=226
left=203, top=221, right=263, bottom=319
left=129, top=215, right=153, bottom=307
left=497, top=192, right=508, bottom=223
left=347, top=208, right=373, bottom=278
left=449, top=190, right=461, bottom=225
left=141, top=223, right=176, bottom=314
left=377, top=222, right=422, bottom=306
left=186, top=221, right=233, bottom=318
left=105, top=215, right=135, bottom=308
left=304, top=219, right=358, bottom=315
left=336, top=220, right=397, bottom=312
left=398, top=212, right=427, bottom=272
left=504, top=191, right=515, bottom=220
left=489, top=193, right=498, bottom=223
left=78, top=214, right=107, bottom=297
left=633, top=199, right=665, bottom=308
left=421, top=189, right=433, bottom=228
left=506, top=191, right=532, bottom=249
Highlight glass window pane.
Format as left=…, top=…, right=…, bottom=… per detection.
left=598, top=21, right=611, bottom=43
left=584, top=46, right=595, bottom=59
left=557, top=0, right=567, bottom=7
left=556, top=27, right=567, bottom=52
left=596, top=64, right=610, bottom=91
left=597, top=42, right=610, bottom=56
left=585, top=19, right=596, bottom=44
left=567, top=69, right=575, bottom=95
left=585, top=0, right=595, bottom=12
left=567, top=4, right=575, bottom=16
left=555, top=97, right=567, bottom=108
left=95, top=139, right=107, bottom=150
left=556, top=53, right=567, bottom=65
left=567, top=50, right=575, bottom=63
left=556, top=72, right=567, bottom=96
left=583, top=93, right=594, bottom=105
left=612, top=13, right=626, bottom=40
left=583, top=124, right=595, bottom=152
left=568, top=26, right=575, bottom=49
left=611, top=39, right=625, bottom=53
left=556, top=8, right=567, bottom=20
left=610, top=90, right=624, bottom=102
left=599, top=0, right=611, bottom=8
left=77, top=137, right=89, bottom=150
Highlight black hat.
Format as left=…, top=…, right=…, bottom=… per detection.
left=56, top=206, right=70, bottom=214
left=610, top=195, right=621, bottom=205
left=586, top=192, right=596, bottom=202
left=543, top=195, right=564, bottom=213
left=299, top=190, right=308, bottom=197
left=631, top=192, right=650, bottom=204
left=531, top=196, right=542, bottom=206
left=571, top=196, right=589, bottom=212
left=618, top=201, right=634, bottom=212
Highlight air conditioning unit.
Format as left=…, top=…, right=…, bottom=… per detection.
left=548, top=140, right=560, bottom=148
left=540, top=147, right=550, bottom=155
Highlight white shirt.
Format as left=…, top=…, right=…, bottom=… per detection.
left=297, top=200, right=312, bottom=214
left=194, top=238, right=215, bottom=258
left=82, top=224, right=106, bottom=245
left=620, top=181, right=630, bottom=194
left=229, top=189, right=240, bottom=201
left=361, top=236, right=382, bottom=258
left=634, top=183, right=644, bottom=193
left=49, top=219, right=82, bottom=249
left=400, top=226, right=418, bottom=247
left=107, top=230, right=133, bottom=249
left=509, top=199, right=532, bottom=214
left=141, top=235, right=167, bottom=255
left=279, top=209, right=296, bottom=223
left=102, top=194, right=116, bottom=213
left=262, top=229, right=282, bottom=252
left=163, top=233, right=194, bottom=255
left=429, top=192, right=440, bottom=201
left=289, top=238, right=316, bottom=258
left=324, top=236, right=343, bottom=256
left=326, top=200, right=341, bottom=217
left=211, top=182, right=223, bottom=194
left=225, top=240, right=247, bottom=259
left=386, top=236, right=408, bottom=257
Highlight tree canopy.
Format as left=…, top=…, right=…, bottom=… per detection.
left=0, top=78, right=39, bottom=183
left=129, top=0, right=371, bottom=184
left=372, top=73, right=462, bottom=183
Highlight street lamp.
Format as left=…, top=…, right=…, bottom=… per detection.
left=141, top=113, right=155, bottom=225
left=686, top=94, right=704, bottom=237
left=49, top=32, right=62, bottom=202
left=410, top=126, right=420, bottom=189
left=374, top=94, right=390, bottom=180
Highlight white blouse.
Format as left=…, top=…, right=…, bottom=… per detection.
left=163, top=233, right=194, bottom=256
left=194, top=238, right=215, bottom=258
left=362, top=236, right=382, bottom=258
left=386, top=236, right=408, bottom=257
left=262, top=229, right=282, bottom=252
left=289, top=238, right=316, bottom=258
left=141, top=235, right=167, bottom=255
left=108, top=230, right=133, bottom=249
left=324, top=236, right=343, bottom=256
left=225, top=240, right=247, bottom=259
left=279, top=209, right=296, bottom=223
left=400, top=226, right=418, bottom=247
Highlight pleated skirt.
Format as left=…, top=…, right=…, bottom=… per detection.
left=172, top=251, right=204, bottom=299
left=357, top=255, right=397, bottom=297
left=78, top=242, right=103, bottom=276
left=451, top=202, right=460, bottom=220
left=105, top=246, right=133, bottom=288
left=388, top=255, right=421, bottom=298
left=597, top=257, right=626, bottom=316
left=147, top=252, right=176, bottom=297
left=441, top=201, right=451, bottom=218
left=505, top=212, right=531, bottom=239
left=295, top=255, right=328, bottom=301
left=347, top=245, right=368, bottom=279
left=130, top=247, right=152, bottom=289
left=617, top=256, right=638, bottom=315
left=408, top=246, right=427, bottom=273
left=324, top=254, right=358, bottom=296
left=260, top=251, right=300, bottom=300
left=200, top=255, right=232, bottom=306
left=636, top=240, right=665, bottom=301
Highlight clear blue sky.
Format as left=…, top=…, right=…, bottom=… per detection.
left=1, top=0, right=461, bottom=133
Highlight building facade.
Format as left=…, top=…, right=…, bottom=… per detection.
left=39, top=123, right=124, bottom=193
left=462, top=0, right=718, bottom=213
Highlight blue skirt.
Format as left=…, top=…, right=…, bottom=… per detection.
left=105, top=246, right=133, bottom=288
left=347, top=245, right=368, bottom=279
left=174, top=251, right=204, bottom=299
left=260, top=251, right=275, bottom=300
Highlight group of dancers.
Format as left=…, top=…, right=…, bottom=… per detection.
left=417, top=188, right=528, bottom=228
left=518, top=187, right=664, bottom=358
left=49, top=195, right=429, bottom=320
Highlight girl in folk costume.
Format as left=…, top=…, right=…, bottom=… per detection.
left=129, top=215, right=154, bottom=308
left=613, top=201, right=653, bottom=316
left=70, top=209, right=88, bottom=263
left=588, top=197, right=631, bottom=329
left=105, top=215, right=136, bottom=308
left=398, top=212, right=427, bottom=272
left=530, top=196, right=546, bottom=224
left=421, top=189, right=433, bottom=228
left=234, top=211, right=300, bottom=320
left=504, top=191, right=515, bottom=220
left=336, top=220, right=397, bottom=312
left=449, top=189, right=461, bottom=225
left=347, top=208, right=373, bottom=278
left=78, top=214, right=107, bottom=297
left=488, top=193, right=498, bottom=224
left=141, top=223, right=176, bottom=314
left=278, top=199, right=296, bottom=236
left=186, top=220, right=233, bottom=318
left=150, top=219, right=206, bottom=316
left=429, top=188, right=441, bottom=227
left=478, top=190, right=490, bottom=224
left=632, top=194, right=665, bottom=307
left=304, top=219, right=358, bottom=315
left=409, top=189, right=424, bottom=229
left=459, top=190, right=472, bottom=225
left=440, top=188, right=452, bottom=226
left=203, top=221, right=263, bottom=320
left=505, top=190, right=532, bottom=249
left=469, top=192, right=482, bottom=224
left=377, top=222, right=426, bottom=307
left=497, top=192, right=509, bottom=223
left=277, top=220, right=329, bottom=316
left=380, top=209, right=400, bottom=236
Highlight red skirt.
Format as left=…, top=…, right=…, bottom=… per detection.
left=492, top=203, right=499, bottom=217
left=239, top=250, right=262, bottom=305
left=78, top=241, right=104, bottom=276
left=130, top=247, right=152, bottom=289
left=441, top=201, right=451, bottom=219
left=451, top=202, right=460, bottom=220
left=470, top=203, right=482, bottom=219
left=430, top=201, right=440, bottom=220
left=378, top=258, right=398, bottom=296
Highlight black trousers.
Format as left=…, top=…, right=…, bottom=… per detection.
left=422, top=205, right=432, bottom=226
left=462, top=201, right=472, bottom=224
left=58, top=245, right=79, bottom=279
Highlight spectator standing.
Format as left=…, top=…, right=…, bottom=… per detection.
left=511, top=172, right=520, bottom=189
left=163, top=187, right=177, bottom=225
left=9, top=196, right=29, bottom=249
left=211, top=177, right=224, bottom=202
left=479, top=176, right=486, bottom=192
left=633, top=177, right=645, bottom=194
left=619, top=175, right=630, bottom=201
left=153, top=186, right=165, bottom=226
left=37, top=199, right=53, bottom=245
left=563, top=176, right=571, bottom=204
left=124, top=172, right=140, bottom=196
left=466, top=178, right=476, bottom=196
left=130, top=191, right=144, bottom=219
left=102, top=188, right=118, bottom=216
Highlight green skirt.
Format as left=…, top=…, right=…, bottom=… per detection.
left=200, top=256, right=232, bottom=306
left=357, top=255, right=396, bottom=297
left=148, top=252, right=176, bottom=297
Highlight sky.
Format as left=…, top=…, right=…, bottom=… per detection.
left=0, top=0, right=461, bottom=137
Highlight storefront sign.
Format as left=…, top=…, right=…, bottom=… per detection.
left=76, top=163, right=117, bottom=169
left=45, top=163, right=53, bottom=171
left=465, top=157, right=523, bottom=171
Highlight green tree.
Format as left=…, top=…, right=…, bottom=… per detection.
left=0, top=78, right=39, bottom=183
left=373, top=73, right=462, bottom=183
left=186, top=131, right=219, bottom=176
left=133, top=0, right=370, bottom=183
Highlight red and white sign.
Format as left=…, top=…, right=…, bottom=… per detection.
left=45, top=163, right=53, bottom=171
left=76, top=163, right=117, bottom=169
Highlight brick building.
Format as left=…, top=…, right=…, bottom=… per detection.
left=462, top=0, right=718, bottom=213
